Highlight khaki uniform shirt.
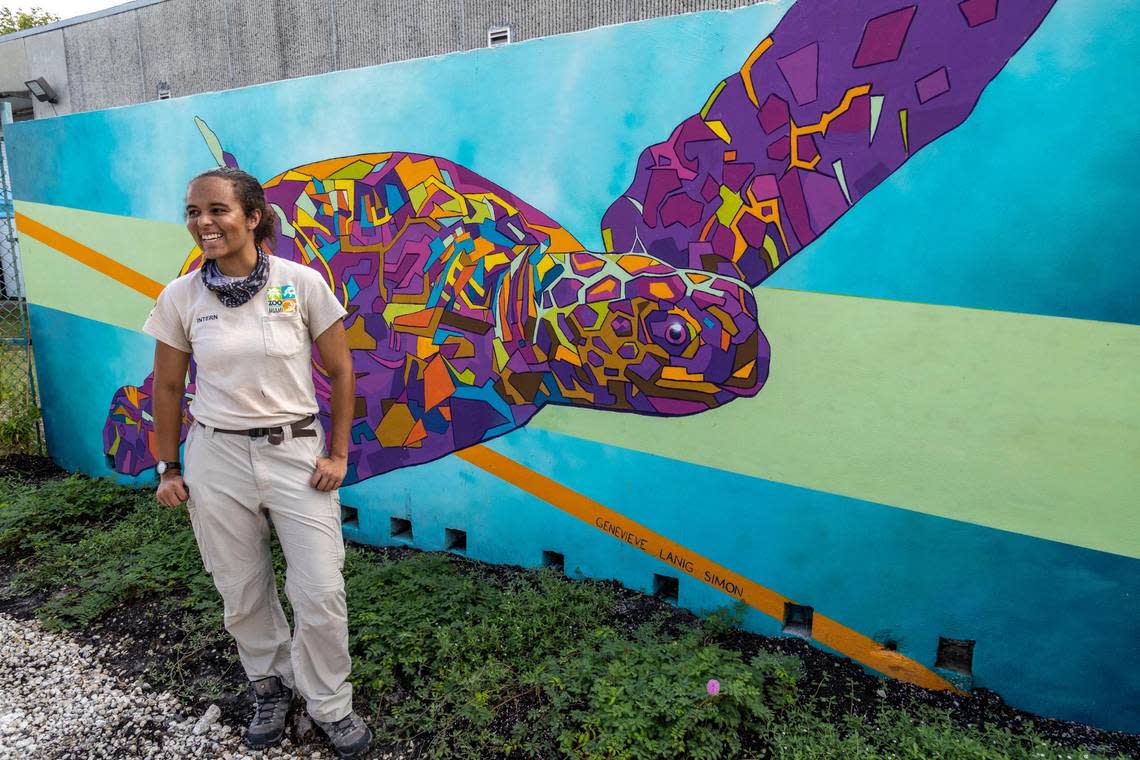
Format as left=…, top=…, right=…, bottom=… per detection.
left=143, top=256, right=347, bottom=429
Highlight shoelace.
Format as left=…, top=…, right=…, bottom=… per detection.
left=251, top=692, right=289, bottom=727
left=326, top=714, right=360, bottom=740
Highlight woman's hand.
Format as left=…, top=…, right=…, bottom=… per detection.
left=156, top=473, right=189, bottom=507
left=311, top=455, right=348, bottom=492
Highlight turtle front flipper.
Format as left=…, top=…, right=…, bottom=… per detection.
left=314, top=345, right=542, bottom=485
left=601, top=0, right=1057, bottom=286
left=103, top=373, right=193, bottom=475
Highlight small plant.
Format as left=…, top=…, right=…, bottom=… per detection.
left=530, top=625, right=801, bottom=759
left=767, top=703, right=1128, bottom=760
left=0, top=373, right=41, bottom=455
left=0, top=474, right=147, bottom=558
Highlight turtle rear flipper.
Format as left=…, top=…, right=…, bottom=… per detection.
left=103, top=375, right=193, bottom=475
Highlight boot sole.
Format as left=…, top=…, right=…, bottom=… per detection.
left=328, top=726, right=373, bottom=759
left=244, top=728, right=286, bottom=749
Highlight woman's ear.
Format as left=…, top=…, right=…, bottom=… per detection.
left=247, top=207, right=262, bottom=231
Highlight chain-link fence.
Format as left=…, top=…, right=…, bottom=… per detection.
left=0, top=129, right=45, bottom=455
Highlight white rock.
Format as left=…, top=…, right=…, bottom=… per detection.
left=0, top=613, right=355, bottom=759
left=192, top=704, right=222, bottom=735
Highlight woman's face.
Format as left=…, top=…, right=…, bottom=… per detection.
left=185, top=177, right=260, bottom=262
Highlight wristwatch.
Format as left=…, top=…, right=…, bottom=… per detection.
left=156, top=460, right=182, bottom=476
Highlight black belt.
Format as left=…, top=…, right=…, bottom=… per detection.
left=203, top=414, right=317, bottom=445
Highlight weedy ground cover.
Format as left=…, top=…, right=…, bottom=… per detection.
left=0, top=464, right=1134, bottom=759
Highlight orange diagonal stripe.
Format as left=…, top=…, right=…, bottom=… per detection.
left=14, top=212, right=165, bottom=300
left=458, top=444, right=959, bottom=693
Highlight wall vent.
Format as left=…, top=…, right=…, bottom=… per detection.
left=653, top=573, right=679, bottom=604
left=487, top=25, right=512, bottom=47
left=783, top=603, right=814, bottom=638
left=542, top=550, right=565, bottom=572
left=935, top=637, right=976, bottom=675
left=445, top=528, right=467, bottom=553
left=390, top=516, right=413, bottom=542
left=341, top=505, right=359, bottom=529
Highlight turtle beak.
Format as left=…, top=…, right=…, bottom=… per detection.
left=721, top=327, right=768, bottom=397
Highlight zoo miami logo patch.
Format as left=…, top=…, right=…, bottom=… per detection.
left=267, top=284, right=298, bottom=314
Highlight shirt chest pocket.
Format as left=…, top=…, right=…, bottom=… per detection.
left=262, top=315, right=307, bottom=358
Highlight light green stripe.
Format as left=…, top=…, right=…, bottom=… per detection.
left=534, top=289, right=1140, bottom=559
left=15, top=202, right=1140, bottom=557
left=17, top=201, right=189, bottom=332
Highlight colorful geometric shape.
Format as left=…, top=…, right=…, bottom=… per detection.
left=915, top=66, right=951, bottom=103
left=869, top=94, right=885, bottom=142
left=852, top=5, right=917, bottom=68
left=832, top=160, right=852, bottom=205
left=776, top=42, right=820, bottom=105
left=959, top=0, right=999, bottom=28
left=758, top=94, right=790, bottom=135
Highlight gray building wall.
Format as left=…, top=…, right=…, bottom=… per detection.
left=21, top=30, right=71, bottom=119
left=2, top=0, right=765, bottom=118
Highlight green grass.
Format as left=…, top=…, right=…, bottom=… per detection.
left=0, top=320, right=41, bottom=455
left=0, top=473, right=1129, bottom=760
left=0, top=365, right=40, bottom=454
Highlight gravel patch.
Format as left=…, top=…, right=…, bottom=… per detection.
left=0, top=613, right=368, bottom=759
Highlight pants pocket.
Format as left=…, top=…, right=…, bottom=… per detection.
left=186, top=500, right=214, bottom=575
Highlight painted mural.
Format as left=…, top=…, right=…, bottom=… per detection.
left=605, top=0, right=1053, bottom=287
left=7, top=0, right=1140, bottom=735
left=104, top=0, right=1053, bottom=486
left=104, top=136, right=765, bottom=480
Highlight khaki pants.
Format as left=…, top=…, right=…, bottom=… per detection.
left=183, top=420, right=352, bottom=722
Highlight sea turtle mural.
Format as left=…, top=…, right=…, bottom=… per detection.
left=104, top=0, right=1056, bottom=484
left=104, top=141, right=765, bottom=482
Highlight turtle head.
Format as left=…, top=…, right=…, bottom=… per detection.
left=537, top=253, right=768, bottom=414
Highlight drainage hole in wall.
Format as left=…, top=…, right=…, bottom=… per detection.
left=653, top=574, right=679, bottom=604
left=445, top=528, right=467, bottom=553
left=935, top=637, right=975, bottom=675
left=541, top=550, right=565, bottom=572
left=341, top=505, right=359, bottom=529
left=783, top=602, right=814, bottom=638
left=390, top=516, right=413, bottom=542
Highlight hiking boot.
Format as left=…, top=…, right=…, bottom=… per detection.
left=244, top=676, right=292, bottom=748
left=313, top=710, right=373, bottom=758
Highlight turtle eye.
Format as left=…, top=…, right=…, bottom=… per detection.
left=665, top=320, right=690, bottom=346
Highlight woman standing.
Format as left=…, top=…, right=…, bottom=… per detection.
left=149, top=167, right=372, bottom=758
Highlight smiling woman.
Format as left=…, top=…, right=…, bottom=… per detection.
left=184, top=170, right=275, bottom=277
left=142, top=167, right=373, bottom=757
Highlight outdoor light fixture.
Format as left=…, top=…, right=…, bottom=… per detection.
left=157, top=81, right=171, bottom=100
left=24, top=77, right=58, bottom=104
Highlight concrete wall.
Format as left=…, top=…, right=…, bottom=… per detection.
left=6, top=0, right=1140, bottom=736
left=2, top=0, right=764, bottom=116
left=62, top=12, right=146, bottom=110
left=22, top=30, right=71, bottom=120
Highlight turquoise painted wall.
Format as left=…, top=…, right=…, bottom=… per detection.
left=8, top=1, right=1140, bottom=733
